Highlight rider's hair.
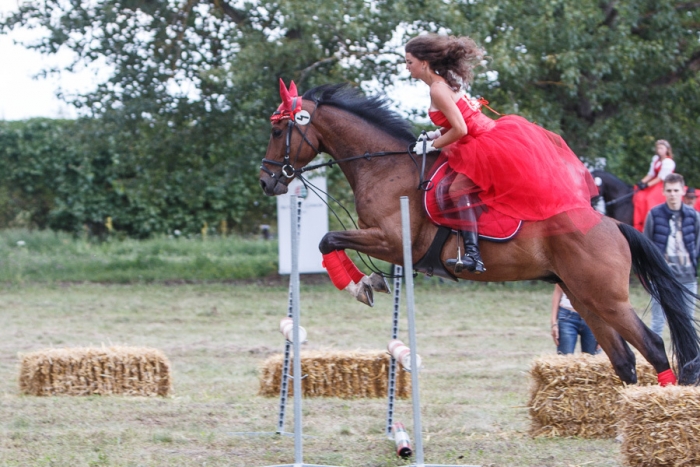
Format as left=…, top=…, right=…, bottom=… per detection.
left=656, top=139, right=674, bottom=159
left=405, top=34, right=484, bottom=91
left=664, top=173, right=685, bottom=187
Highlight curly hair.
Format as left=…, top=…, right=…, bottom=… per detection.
left=405, top=34, right=485, bottom=90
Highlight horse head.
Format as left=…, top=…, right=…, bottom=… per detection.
left=259, top=79, right=322, bottom=196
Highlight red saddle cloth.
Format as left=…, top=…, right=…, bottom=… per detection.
left=424, top=160, right=522, bottom=241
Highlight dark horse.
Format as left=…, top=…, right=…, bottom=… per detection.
left=591, top=169, right=634, bottom=225
left=260, top=83, right=700, bottom=386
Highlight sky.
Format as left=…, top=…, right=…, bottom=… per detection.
left=0, top=1, right=429, bottom=121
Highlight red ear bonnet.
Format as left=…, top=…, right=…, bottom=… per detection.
left=272, top=78, right=303, bottom=122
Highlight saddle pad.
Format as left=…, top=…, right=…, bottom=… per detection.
left=424, top=161, right=522, bottom=242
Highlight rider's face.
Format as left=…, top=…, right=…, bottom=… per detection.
left=405, top=53, right=426, bottom=80
left=656, top=143, right=669, bottom=158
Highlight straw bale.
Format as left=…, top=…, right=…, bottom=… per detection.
left=529, top=354, right=656, bottom=438
left=19, top=346, right=172, bottom=397
left=619, top=386, right=700, bottom=467
left=258, top=350, right=411, bottom=399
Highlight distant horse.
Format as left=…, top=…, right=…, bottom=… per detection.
left=260, top=83, right=700, bottom=386
left=591, top=170, right=634, bottom=225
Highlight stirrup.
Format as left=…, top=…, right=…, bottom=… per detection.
left=446, top=255, right=484, bottom=274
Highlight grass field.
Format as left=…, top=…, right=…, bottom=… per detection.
left=0, top=279, right=658, bottom=466
left=0, top=229, right=277, bottom=283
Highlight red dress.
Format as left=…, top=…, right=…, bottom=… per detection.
left=632, top=157, right=674, bottom=232
left=428, top=97, right=600, bottom=234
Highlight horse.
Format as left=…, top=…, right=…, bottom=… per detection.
left=259, top=82, right=700, bottom=386
left=591, top=169, right=634, bottom=225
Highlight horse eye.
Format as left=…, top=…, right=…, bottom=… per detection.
left=272, top=128, right=283, bottom=138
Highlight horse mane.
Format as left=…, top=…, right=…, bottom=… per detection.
left=303, top=84, right=416, bottom=143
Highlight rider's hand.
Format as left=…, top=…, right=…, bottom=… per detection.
left=412, top=139, right=439, bottom=155
left=426, top=129, right=442, bottom=140
left=637, top=181, right=648, bottom=190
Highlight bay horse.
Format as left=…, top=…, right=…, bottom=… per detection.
left=591, top=169, right=634, bottom=225
left=259, top=83, right=700, bottom=386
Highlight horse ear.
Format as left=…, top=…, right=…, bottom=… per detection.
left=289, top=80, right=298, bottom=97
left=279, top=78, right=293, bottom=110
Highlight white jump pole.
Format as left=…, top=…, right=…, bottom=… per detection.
left=399, top=196, right=478, bottom=467
left=262, top=195, right=341, bottom=467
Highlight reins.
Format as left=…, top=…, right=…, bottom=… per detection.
left=605, top=189, right=636, bottom=207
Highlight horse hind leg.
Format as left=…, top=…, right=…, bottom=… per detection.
left=563, top=287, right=640, bottom=383
left=562, top=284, right=672, bottom=384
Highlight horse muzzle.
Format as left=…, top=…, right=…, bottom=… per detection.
left=259, top=173, right=289, bottom=196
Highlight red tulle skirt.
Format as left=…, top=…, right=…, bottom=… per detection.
left=633, top=184, right=665, bottom=232
left=436, top=115, right=600, bottom=234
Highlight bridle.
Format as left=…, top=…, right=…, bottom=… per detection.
left=260, top=98, right=437, bottom=191
left=259, top=100, right=323, bottom=181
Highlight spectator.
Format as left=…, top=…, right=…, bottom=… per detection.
left=550, top=284, right=599, bottom=355
left=683, top=187, right=699, bottom=211
left=633, top=140, right=675, bottom=232
left=643, top=173, right=700, bottom=337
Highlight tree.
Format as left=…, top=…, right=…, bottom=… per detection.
left=1, top=0, right=410, bottom=235
left=2, top=1, right=700, bottom=236
left=450, top=0, right=700, bottom=184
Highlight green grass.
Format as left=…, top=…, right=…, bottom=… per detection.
left=0, top=229, right=277, bottom=283
left=0, top=280, right=660, bottom=466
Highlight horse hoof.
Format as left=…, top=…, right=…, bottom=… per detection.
left=357, top=283, right=374, bottom=307
left=366, top=273, right=391, bottom=294
left=346, top=280, right=374, bottom=307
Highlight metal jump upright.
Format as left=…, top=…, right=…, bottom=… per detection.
left=399, top=196, right=478, bottom=467
left=262, top=195, right=342, bottom=467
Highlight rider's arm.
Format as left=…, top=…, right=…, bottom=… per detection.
left=429, top=84, right=467, bottom=149
left=640, top=157, right=658, bottom=183
left=551, top=285, right=562, bottom=345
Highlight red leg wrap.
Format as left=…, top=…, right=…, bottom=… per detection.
left=322, top=251, right=352, bottom=290
left=338, top=250, right=365, bottom=284
left=657, top=368, right=677, bottom=386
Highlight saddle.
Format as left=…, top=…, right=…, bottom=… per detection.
left=414, top=160, right=523, bottom=281
left=424, top=161, right=522, bottom=240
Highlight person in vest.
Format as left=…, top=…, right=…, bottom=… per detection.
left=643, top=173, right=700, bottom=336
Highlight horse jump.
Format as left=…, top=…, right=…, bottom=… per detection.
left=260, top=82, right=700, bottom=388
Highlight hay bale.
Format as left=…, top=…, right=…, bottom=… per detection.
left=19, top=346, right=172, bottom=397
left=258, top=350, right=411, bottom=399
left=619, top=386, right=700, bottom=467
left=529, top=354, right=656, bottom=438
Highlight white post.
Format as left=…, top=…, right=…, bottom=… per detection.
left=399, top=196, right=477, bottom=467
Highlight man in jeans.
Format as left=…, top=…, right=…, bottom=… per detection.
left=643, top=173, right=700, bottom=336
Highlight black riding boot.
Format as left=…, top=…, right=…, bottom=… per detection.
left=445, top=203, right=486, bottom=274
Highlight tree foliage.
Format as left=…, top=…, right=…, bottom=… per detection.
left=455, top=0, right=700, bottom=183
left=1, top=1, right=699, bottom=236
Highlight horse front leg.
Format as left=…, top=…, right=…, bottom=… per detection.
left=319, top=228, right=397, bottom=307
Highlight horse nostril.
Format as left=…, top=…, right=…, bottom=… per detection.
left=260, top=179, right=266, bottom=191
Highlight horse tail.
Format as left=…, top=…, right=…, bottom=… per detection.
left=618, top=223, right=700, bottom=384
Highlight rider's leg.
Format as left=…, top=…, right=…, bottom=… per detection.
left=444, top=193, right=486, bottom=274
left=441, top=174, right=485, bottom=274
